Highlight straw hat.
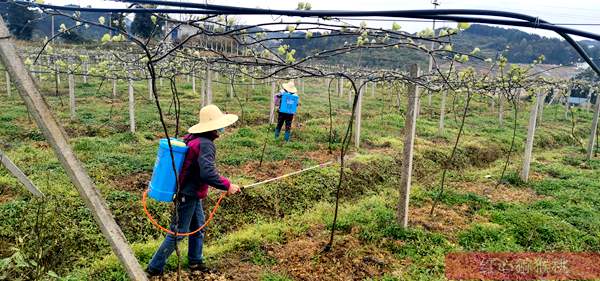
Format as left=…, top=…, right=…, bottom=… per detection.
left=281, top=81, right=298, bottom=94
left=188, top=104, right=238, bottom=134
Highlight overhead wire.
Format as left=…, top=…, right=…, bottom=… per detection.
left=10, top=0, right=600, bottom=78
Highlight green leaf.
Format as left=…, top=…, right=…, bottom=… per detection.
left=47, top=271, right=60, bottom=278
left=457, top=22, right=471, bottom=30
left=101, top=33, right=111, bottom=43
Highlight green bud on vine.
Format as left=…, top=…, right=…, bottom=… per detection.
left=101, top=33, right=111, bottom=43
left=457, top=22, right=471, bottom=30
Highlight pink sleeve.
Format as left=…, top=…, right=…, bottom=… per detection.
left=219, top=176, right=231, bottom=190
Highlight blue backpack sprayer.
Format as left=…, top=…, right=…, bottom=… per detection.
left=279, top=92, right=299, bottom=114
left=143, top=138, right=226, bottom=236
left=147, top=138, right=188, bottom=202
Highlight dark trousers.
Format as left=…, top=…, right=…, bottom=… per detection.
left=276, top=112, right=294, bottom=132
left=148, top=195, right=205, bottom=272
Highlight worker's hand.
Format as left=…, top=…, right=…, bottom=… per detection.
left=227, top=184, right=241, bottom=196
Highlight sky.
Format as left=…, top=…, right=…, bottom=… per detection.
left=46, top=0, right=600, bottom=40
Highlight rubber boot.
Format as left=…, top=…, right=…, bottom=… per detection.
left=284, top=131, right=291, bottom=142
left=274, top=128, right=281, bottom=139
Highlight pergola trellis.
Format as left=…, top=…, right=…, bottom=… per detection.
left=1, top=2, right=600, bottom=280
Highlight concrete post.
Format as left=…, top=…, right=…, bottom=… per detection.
left=148, top=78, right=153, bottom=101
left=55, top=64, right=60, bottom=85
left=439, top=89, right=447, bottom=135
left=83, top=61, right=88, bottom=83
left=68, top=72, right=75, bottom=120
left=5, top=70, right=10, bottom=97
left=520, top=92, right=542, bottom=182
left=128, top=74, right=135, bottom=133
left=112, top=78, right=117, bottom=100
left=499, top=94, right=504, bottom=127
left=587, top=93, right=600, bottom=160
left=205, top=67, right=212, bottom=104
left=398, top=64, right=420, bottom=228
left=192, top=69, right=196, bottom=94
left=229, top=74, right=234, bottom=99
left=270, top=79, right=276, bottom=124
left=371, top=81, right=375, bottom=97
left=538, top=93, right=546, bottom=125
left=0, top=150, right=44, bottom=197
left=354, top=81, right=363, bottom=148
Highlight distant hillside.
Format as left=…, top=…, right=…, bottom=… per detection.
left=278, top=24, right=600, bottom=69
left=453, top=24, right=600, bottom=65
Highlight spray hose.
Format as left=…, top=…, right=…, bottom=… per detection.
left=142, top=160, right=336, bottom=236
left=142, top=189, right=226, bottom=237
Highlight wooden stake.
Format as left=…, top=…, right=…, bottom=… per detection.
left=68, top=73, right=75, bottom=120
left=587, top=93, right=600, bottom=160
left=338, top=78, right=343, bottom=98
left=0, top=17, right=148, bottom=281
left=398, top=64, right=420, bottom=228
left=520, top=92, right=542, bottom=182
left=0, top=150, right=44, bottom=197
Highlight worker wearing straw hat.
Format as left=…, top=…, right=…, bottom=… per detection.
left=147, top=104, right=241, bottom=276
left=274, top=80, right=300, bottom=141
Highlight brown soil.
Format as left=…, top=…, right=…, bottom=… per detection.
left=222, top=148, right=337, bottom=182
left=410, top=203, right=488, bottom=236
left=111, top=172, right=151, bottom=192
left=454, top=182, right=545, bottom=204
left=268, top=233, right=398, bottom=281
left=0, top=192, right=15, bottom=204
left=0, top=183, right=17, bottom=203
left=152, top=226, right=401, bottom=281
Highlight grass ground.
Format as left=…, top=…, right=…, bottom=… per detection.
left=0, top=69, right=599, bottom=280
